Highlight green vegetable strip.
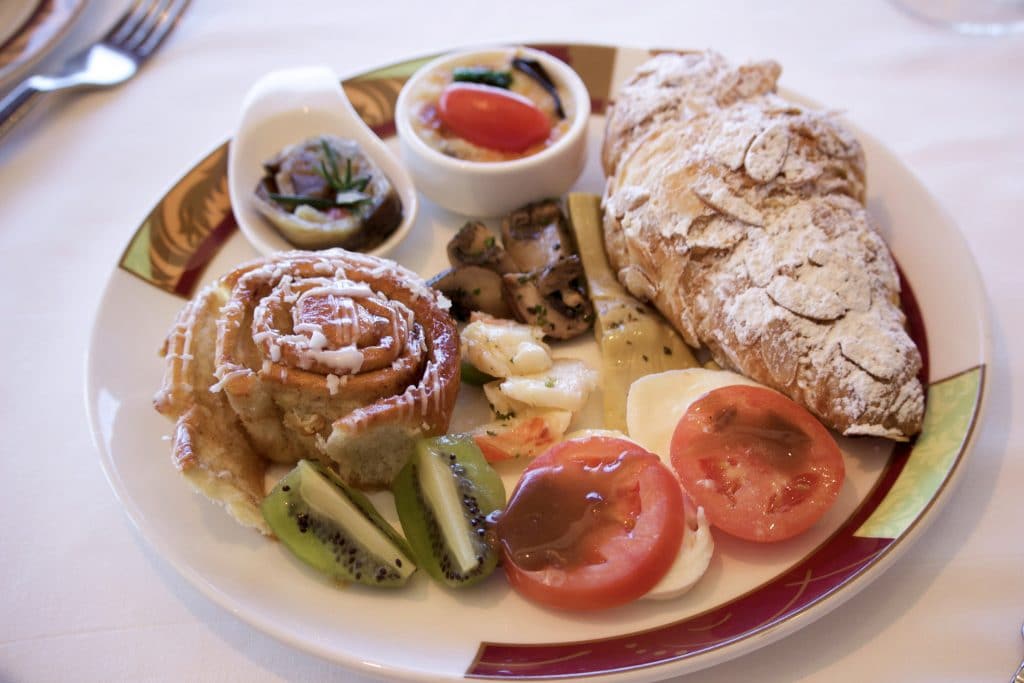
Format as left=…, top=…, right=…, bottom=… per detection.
left=567, top=192, right=698, bottom=432
left=268, top=194, right=338, bottom=209
left=452, top=67, right=512, bottom=89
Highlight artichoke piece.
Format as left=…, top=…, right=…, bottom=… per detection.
left=566, top=192, right=698, bottom=431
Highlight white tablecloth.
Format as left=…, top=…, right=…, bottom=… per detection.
left=1, top=1, right=1021, bottom=681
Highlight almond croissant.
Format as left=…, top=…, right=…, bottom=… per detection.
left=601, top=51, right=924, bottom=440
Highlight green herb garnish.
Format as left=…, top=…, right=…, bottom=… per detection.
left=271, top=139, right=373, bottom=212
left=453, top=67, right=512, bottom=88
left=315, top=139, right=371, bottom=194
left=526, top=303, right=548, bottom=327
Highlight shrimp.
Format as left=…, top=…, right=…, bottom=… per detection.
left=471, top=411, right=573, bottom=462
left=490, top=358, right=598, bottom=413
left=461, top=313, right=551, bottom=378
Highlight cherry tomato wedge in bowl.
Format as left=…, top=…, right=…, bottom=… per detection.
left=438, top=82, right=551, bottom=153
left=495, top=436, right=684, bottom=611
left=670, top=385, right=844, bottom=543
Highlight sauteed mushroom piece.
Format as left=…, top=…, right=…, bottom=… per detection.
left=429, top=266, right=513, bottom=321
left=447, top=221, right=516, bottom=273
left=500, top=199, right=572, bottom=272
left=503, top=255, right=594, bottom=340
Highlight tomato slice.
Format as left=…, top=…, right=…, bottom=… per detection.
left=495, top=436, right=684, bottom=610
left=670, top=385, right=844, bottom=543
left=438, top=82, right=551, bottom=153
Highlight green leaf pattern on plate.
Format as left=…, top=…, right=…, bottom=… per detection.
left=855, top=366, right=983, bottom=539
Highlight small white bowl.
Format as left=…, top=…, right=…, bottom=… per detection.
left=228, top=66, right=418, bottom=257
left=395, top=46, right=591, bottom=217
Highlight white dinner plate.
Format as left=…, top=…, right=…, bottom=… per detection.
left=0, top=0, right=86, bottom=89
left=86, top=44, right=989, bottom=681
left=0, top=0, right=41, bottom=49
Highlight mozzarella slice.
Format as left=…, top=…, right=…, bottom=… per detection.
left=644, top=503, right=714, bottom=600
left=626, top=368, right=766, bottom=468
left=626, top=368, right=775, bottom=601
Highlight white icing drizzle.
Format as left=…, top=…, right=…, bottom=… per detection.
left=209, top=368, right=250, bottom=393
left=294, top=323, right=329, bottom=349
left=305, top=346, right=365, bottom=374
left=339, top=297, right=358, bottom=346
left=419, top=362, right=435, bottom=416
left=300, top=281, right=374, bottom=301
left=251, top=330, right=275, bottom=344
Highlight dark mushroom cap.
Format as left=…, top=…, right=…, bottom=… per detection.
left=503, top=256, right=594, bottom=340
left=447, top=221, right=517, bottom=273
left=429, top=266, right=513, bottom=322
left=500, top=200, right=573, bottom=272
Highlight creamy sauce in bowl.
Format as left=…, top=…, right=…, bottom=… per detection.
left=407, top=49, right=574, bottom=162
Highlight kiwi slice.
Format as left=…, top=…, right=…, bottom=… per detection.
left=393, top=435, right=506, bottom=587
left=261, top=460, right=416, bottom=587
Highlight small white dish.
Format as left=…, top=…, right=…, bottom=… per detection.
left=395, top=46, right=591, bottom=217
left=227, top=66, right=418, bottom=257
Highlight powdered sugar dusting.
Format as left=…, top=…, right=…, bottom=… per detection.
left=602, top=50, right=924, bottom=439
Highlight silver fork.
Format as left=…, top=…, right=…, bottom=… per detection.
left=1013, top=621, right=1024, bottom=683
left=0, top=0, right=190, bottom=141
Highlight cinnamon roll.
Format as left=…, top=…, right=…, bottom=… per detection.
left=154, top=249, right=460, bottom=532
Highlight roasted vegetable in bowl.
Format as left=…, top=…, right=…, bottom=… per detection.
left=253, top=135, right=403, bottom=251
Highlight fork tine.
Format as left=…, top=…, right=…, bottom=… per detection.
left=115, top=0, right=170, bottom=54
left=133, top=0, right=190, bottom=59
left=104, top=0, right=151, bottom=44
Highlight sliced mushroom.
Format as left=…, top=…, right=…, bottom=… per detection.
left=428, top=266, right=513, bottom=321
left=447, top=221, right=516, bottom=273
left=503, top=256, right=594, bottom=340
left=500, top=199, right=572, bottom=272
